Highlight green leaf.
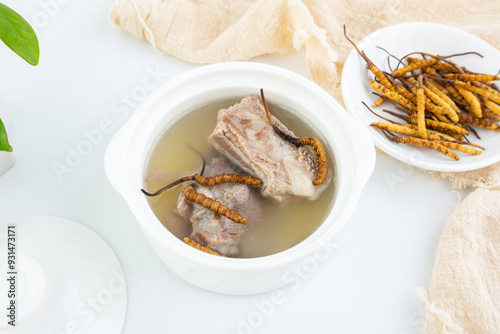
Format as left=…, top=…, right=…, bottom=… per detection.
left=0, top=4, right=39, bottom=66
left=0, top=118, right=12, bottom=152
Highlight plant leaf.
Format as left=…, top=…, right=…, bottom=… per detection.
left=0, top=118, right=12, bottom=152
left=0, top=4, right=39, bottom=66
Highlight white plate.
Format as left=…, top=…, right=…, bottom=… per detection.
left=342, top=22, right=500, bottom=172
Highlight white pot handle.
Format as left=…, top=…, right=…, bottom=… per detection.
left=104, top=125, right=132, bottom=194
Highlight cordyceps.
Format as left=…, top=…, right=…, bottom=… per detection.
left=377, top=127, right=460, bottom=160
left=141, top=162, right=262, bottom=197
left=345, top=27, right=500, bottom=160
left=259, top=89, right=328, bottom=185
left=182, top=185, right=248, bottom=225
left=141, top=154, right=262, bottom=225
left=183, top=237, right=226, bottom=257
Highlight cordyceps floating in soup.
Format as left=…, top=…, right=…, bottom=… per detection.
left=259, top=89, right=328, bottom=186
left=141, top=90, right=336, bottom=258
left=142, top=150, right=263, bottom=226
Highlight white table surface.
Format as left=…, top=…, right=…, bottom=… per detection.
left=0, top=1, right=472, bottom=333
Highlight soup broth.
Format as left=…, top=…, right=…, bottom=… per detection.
left=144, top=97, right=337, bottom=258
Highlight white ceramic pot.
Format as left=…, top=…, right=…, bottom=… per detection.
left=0, top=96, right=15, bottom=176
left=104, top=62, right=376, bottom=295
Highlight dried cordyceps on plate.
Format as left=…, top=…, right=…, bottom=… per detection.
left=344, top=25, right=500, bottom=160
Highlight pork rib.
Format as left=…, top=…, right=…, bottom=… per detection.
left=176, top=157, right=261, bottom=257
left=209, top=94, right=325, bottom=202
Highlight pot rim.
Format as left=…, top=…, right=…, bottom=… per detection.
left=105, top=61, right=375, bottom=271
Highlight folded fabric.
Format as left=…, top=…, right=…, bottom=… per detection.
left=420, top=186, right=500, bottom=333
left=431, top=162, right=500, bottom=190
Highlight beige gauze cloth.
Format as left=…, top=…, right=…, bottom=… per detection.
left=110, top=0, right=500, bottom=332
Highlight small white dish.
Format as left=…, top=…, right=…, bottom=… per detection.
left=0, top=95, right=15, bottom=176
left=0, top=216, right=127, bottom=334
left=342, top=22, right=500, bottom=172
left=105, top=62, right=376, bottom=295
